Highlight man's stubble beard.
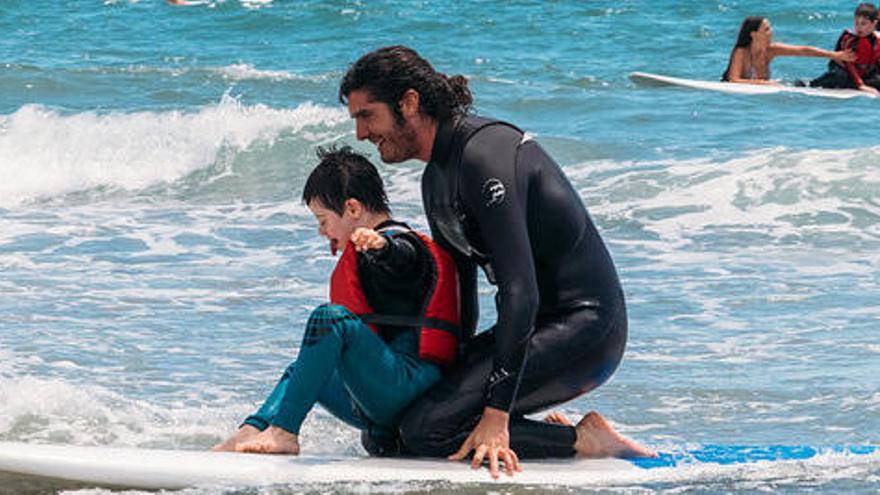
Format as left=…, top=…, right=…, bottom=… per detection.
left=382, top=118, right=422, bottom=164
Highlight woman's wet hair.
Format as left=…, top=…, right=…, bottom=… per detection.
left=721, top=16, right=767, bottom=81
left=302, top=145, right=390, bottom=216
left=855, top=3, right=878, bottom=22
left=339, top=45, right=472, bottom=123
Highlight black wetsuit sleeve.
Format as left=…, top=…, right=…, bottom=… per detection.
left=459, top=125, right=538, bottom=412
left=358, top=232, right=422, bottom=278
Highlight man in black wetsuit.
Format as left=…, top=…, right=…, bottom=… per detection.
left=339, top=46, right=655, bottom=478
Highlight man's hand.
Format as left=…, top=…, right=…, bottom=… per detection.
left=350, top=228, right=387, bottom=252
left=448, top=406, right=522, bottom=478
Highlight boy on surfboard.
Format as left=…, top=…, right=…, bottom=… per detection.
left=807, top=3, right=880, bottom=95
left=213, top=145, right=461, bottom=456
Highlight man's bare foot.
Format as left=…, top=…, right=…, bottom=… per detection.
left=543, top=411, right=573, bottom=426
left=574, top=411, right=656, bottom=459
left=236, top=425, right=300, bottom=455
left=211, top=424, right=261, bottom=452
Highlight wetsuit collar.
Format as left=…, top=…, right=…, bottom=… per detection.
left=429, top=117, right=458, bottom=165
left=374, top=219, right=411, bottom=231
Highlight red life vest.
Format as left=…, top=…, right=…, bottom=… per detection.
left=329, top=226, right=460, bottom=366
left=838, top=30, right=880, bottom=76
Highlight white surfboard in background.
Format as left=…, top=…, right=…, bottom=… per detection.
left=630, top=72, right=875, bottom=99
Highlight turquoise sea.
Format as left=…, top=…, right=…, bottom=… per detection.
left=1, top=1, right=878, bottom=493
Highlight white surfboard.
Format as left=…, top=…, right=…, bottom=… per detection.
left=630, top=72, right=875, bottom=99
left=0, top=441, right=639, bottom=489
left=0, top=442, right=876, bottom=490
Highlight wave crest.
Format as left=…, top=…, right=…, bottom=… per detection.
left=0, top=95, right=348, bottom=208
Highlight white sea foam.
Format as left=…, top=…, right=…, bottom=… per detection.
left=0, top=96, right=348, bottom=208
left=0, top=373, right=357, bottom=454
left=567, top=146, right=880, bottom=280
left=213, top=63, right=327, bottom=82
left=241, top=0, right=272, bottom=9
left=573, top=146, right=880, bottom=243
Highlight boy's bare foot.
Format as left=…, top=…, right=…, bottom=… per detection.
left=573, top=411, right=656, bottom=459
left=211, top=424, right=261, bottom=452
left=543, top=411, right=573, bottom=426
left=236, top=425, right=300, bottom=455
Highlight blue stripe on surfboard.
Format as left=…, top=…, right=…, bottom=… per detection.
left=632, top=444, right=879, bottom=469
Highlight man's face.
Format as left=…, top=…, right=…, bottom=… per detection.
left=308, top=199, right=356, bottom=256
left=855, top=15, right=877, bottom=37
left=346, top=89, right=419, bottom=163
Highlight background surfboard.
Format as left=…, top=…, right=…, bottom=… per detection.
left=630, top=72, right=875, bottom=99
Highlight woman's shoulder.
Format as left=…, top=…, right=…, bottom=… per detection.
left=730, top=46, right=748, bottom=59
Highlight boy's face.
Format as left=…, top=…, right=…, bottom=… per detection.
left=308, top=199, right=359, bottom=256
left=855, top=15, right=877, bottom=37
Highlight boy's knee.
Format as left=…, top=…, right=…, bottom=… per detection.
left=312, top=303, right=356, bottom=321
left=303, top=304, right=359, bottom=346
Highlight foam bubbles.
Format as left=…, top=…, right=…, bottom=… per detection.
left=570, top=146, right=880, bottom=270
left=0, top=96, right=347, bottom=208
left=214, top=64, right=327, bottom=82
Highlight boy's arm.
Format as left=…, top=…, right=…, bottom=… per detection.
left=353, top=228, right=423, bottom=278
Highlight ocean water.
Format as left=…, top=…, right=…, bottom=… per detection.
left=1, top=0, right=878, bottom=493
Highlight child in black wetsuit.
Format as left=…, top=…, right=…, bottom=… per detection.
left=211, top=146, right=460, bottom=456
left=809, top=3, right=880, bottom=95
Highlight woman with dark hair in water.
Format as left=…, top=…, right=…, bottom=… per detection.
left=722, top=16, right=855, bottom=83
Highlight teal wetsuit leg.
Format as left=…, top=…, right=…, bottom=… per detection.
left=244, top=370, right=364, bottom=430
left=244, top=304, right=440, bottom=434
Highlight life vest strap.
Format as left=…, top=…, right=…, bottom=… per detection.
left=359, top=314, right=460, bottom=337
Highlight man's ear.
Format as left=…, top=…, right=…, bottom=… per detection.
left=399, top=89, right=420, bottom=118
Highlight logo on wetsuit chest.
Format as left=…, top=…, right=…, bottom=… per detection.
left=481, top=178, right=506, bottom=207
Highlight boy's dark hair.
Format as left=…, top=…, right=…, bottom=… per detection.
left=302, top=145, right=390, bottom=216
left=855, top=3, right=878, bottom=21
left=339, top=45, right=472, bottom=124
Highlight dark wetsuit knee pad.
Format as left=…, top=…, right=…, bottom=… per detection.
left=513, top=305, right=627, bottom=414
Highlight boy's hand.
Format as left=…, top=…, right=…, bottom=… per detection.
left=859, top=85, right=880, bottom=96
left=350, top=228, right=387, bottom=252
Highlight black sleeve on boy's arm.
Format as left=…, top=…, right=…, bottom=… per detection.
left=358, top=232, right=424, bottom=279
